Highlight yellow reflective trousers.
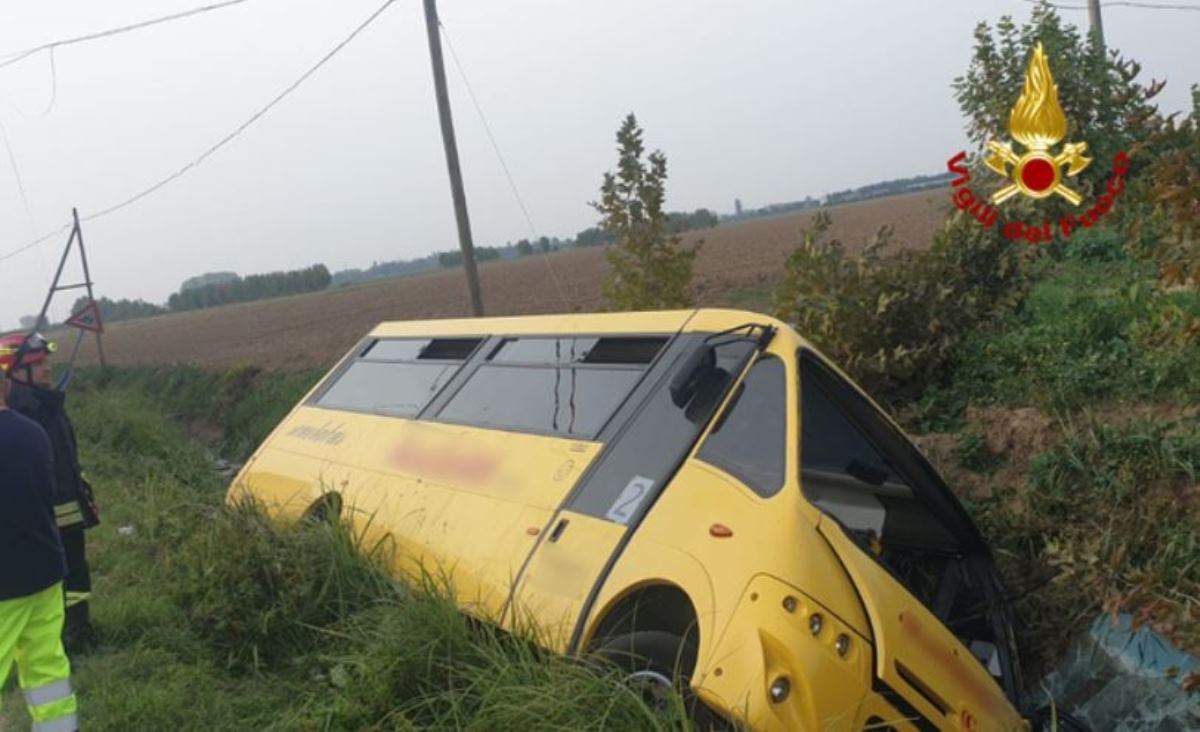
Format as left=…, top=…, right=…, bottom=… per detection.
left=0, top=582, right=78, bottom=731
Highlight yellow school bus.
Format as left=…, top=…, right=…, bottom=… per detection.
left=228, top=309, right=1032, bottom=731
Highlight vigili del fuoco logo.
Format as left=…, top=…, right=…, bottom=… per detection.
left=946, top=42, right=1129, bottom=245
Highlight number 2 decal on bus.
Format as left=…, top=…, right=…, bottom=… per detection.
left=605, top=476, right=655, bottom=525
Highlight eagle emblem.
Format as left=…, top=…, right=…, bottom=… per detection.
left=985, top=43, right=1091, bottom=205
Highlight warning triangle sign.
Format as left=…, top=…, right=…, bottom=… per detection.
left=66, top=301, right=104, bottom=333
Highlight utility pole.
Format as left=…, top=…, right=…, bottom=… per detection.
left=423, top=0, right=484, bottom=316
left=1087, top=0, right=1105, bottom=51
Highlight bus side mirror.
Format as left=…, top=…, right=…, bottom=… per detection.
left=670, top=345, right=717, bottom=407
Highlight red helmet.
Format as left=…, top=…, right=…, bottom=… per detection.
left=0, top=332, right=56, bottom=375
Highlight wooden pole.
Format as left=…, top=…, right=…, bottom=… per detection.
left=423, top=0, right=484, bottom=316
left=1088, top=0, right=1105, bottom=51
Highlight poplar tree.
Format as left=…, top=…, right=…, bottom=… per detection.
left=593, top=114, right=698, bottom=310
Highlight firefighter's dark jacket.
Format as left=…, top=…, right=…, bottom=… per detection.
left=9, top=382, right=99, bottom=529
left=0, top=409, right=67, bottom=600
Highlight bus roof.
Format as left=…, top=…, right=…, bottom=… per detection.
left=369, top=308, right=790, bottom=339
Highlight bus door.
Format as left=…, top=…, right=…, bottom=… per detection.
left=508, top=328, right=769, bottom=652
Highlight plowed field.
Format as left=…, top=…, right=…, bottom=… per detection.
left=66, top=190, right=949, bottom=369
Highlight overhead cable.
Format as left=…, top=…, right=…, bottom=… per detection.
left=0, top=0, right=257, bottom=71
left=0, top=0, right=397, bottom=264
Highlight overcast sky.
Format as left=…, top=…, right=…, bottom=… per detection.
left=0, top=0, right=1196, bottom=329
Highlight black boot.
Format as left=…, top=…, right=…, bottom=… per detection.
left=62, top=601, right=95, bottom=656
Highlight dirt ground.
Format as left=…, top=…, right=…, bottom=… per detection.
left=62, top=190, right=949, bottom=370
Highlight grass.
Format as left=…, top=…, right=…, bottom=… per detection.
left=74, top=364, right=322, bottom=460
left=964, top=416, right=1200, bottom=673
left=901, top=237, right=1200, bottom=672
left=2, top=382, right=695, bottom=731
left=912, top=256, right=1200, bottom=430
left=952, top=431, right=1007, bottom=474
left=6, top=231, right=1198, bottom=725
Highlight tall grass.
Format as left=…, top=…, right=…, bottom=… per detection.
left=74, top=364, right=322, bottom=460
left=898, top=253, right=1200, bottom=673
left=1, top=380, right=696, bottom=731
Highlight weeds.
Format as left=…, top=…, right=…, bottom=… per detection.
left=914, top=257, right=1200, bottom=427
left=0, top=378, right=695, bottom=730
left=169, top=501, right=396, bottom=671
left=953, top=431, right=1006, bottom=474
left=966, top=417, right=1200, bottom=672
left=74, top=364, right=322, bottom=460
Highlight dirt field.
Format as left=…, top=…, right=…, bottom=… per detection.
left=65, top=190, right=949, bottom=370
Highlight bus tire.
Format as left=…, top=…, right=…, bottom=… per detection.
left=594, top=630, right=725, bottom=730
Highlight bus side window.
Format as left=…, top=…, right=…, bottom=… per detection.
left=696, top=356, right=786, bottom=498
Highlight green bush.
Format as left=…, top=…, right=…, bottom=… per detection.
left=772, top=210, right=1028, bottom=403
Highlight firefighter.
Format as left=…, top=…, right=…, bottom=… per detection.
left=0, top=334, right=99, bottom=652
left=1, top=343, right=80, bottom=731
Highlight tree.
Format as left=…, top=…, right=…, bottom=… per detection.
left=516, top=240, right=535, bottom=256
left=70, top=296, right=166, bottom=324
left=573, top=226, right=615, bottom=248
left=952, top=3, right=1163, bottom=221
left=593, top=114, right=697, bottom=310
left=666, top=208, right=719, bottom=234
left=954, top=3, right=1197, bottom=286
left=166, top=264, right=332, bottom=312
left=1140, top=86, right=1200, bottom=287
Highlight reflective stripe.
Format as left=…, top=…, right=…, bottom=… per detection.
left=64, top=591, right=91, bottom=607
left=32, top=713, right=79, bottom=732
left=54, top=503, right=80, bottom=515
left=56, top=513, right=84, bottom=528
left=24, top=679, right=73, bottom=707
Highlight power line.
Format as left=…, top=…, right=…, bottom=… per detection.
left=1024, top=0, right=1200, bottom=11
left=0, top=0, right=257, bottom=72
left=0, top=115, right=36, bottom=233
left=0, top=0, right=398, bottom=265
left=11, top=48, right=59, bottom=118
left=0, top=110, right=56, bottom=313
left=438, top=20, right=571, bottom=311
left=0, top=223, right=71, bottom=264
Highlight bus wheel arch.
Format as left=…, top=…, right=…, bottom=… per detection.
left=588, top=583, right=727, bottom=727
left=302, top=491, right=343, bottom=525
left=585, top=580, right=700, bottom=657
left=586, top=583, right=700, bottom=675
